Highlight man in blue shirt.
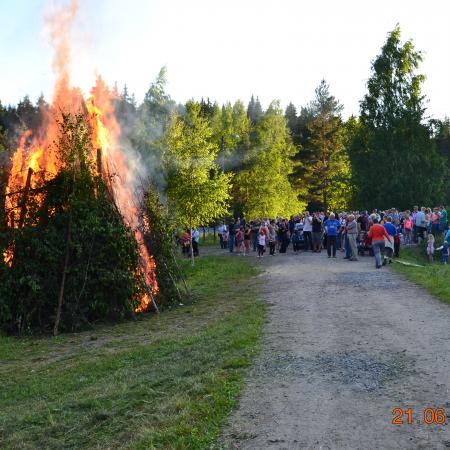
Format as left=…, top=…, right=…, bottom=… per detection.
left=383, top=216, right=397, bottom=264
left=324, top=213, right=341, bottom=258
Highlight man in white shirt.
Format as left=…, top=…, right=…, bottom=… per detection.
left=218, top=222, right=227, bottom=249
left=303, top=212, right=313, bottom=251
left=415, top=207, right=427, bottom=243
left=192, top=228, right=200, bottom=256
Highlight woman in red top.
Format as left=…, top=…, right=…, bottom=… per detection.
left=368, top=219, right=392, bottom=269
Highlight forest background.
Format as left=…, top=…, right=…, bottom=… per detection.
left=1, top=26, right=450, bottom=225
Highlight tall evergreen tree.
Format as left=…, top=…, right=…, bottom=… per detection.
left=291, top=80, right=349, bottom=211
left=431, top=118, right=450, bottom=204
left=349, top=26, right=446, bottom=209
left=247, top=95, right=263, bottom=124
left=134, top=67, right=175, bottom=189
left=284, top=102, right=298, bottom=140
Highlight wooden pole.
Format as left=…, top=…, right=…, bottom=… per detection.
left=54, top=214, right=72, bottom=336
left=163, top=261, right=183, bottom=303
left=170, top=249, right=191, bottom=296
left=18, top=167, right=33, bottom=228
left=97, top=148, right=102, bottom=176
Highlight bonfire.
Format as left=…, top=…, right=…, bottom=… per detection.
left=3, top=0, right=158, bottom=314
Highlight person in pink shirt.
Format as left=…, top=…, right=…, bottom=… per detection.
left=403, top=213, right=413, bottom=245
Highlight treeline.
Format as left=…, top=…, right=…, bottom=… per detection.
left=1, top=26, right=450, bottom=223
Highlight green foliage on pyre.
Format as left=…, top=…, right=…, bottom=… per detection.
left=141, top=185, right=183, bottom=308
left=0, top=113, right=146, bottom=335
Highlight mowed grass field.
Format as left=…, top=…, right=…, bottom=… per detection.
left=392, top=243, right=450, bottom=304
left=0, top=256, right=265, bottom=450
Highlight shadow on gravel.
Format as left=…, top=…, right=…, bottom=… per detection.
left=252, top=350, right=414, bottom=393
left=333, top=271, right=398, bottom=289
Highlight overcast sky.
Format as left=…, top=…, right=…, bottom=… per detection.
left=1, top=0, right=449, bottom=119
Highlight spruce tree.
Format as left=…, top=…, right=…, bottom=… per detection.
left=291, top=80, right=349, bottom=211
left=284, top=102, right=298, bottom=139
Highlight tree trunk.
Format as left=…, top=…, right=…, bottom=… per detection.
left=323, top=189, right=328, bottom=215
left=190, top=217, right=195, bottom=266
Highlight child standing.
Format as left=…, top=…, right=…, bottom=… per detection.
left=268, top=224, right=277, bottom=256
left=426, top=234, right=435, bottom=263
left=292, top=230, right=302, bottom=254
left=257, top=230, right=266, bottom=258
left=403, top=214, right=413, bottom=245
left=222, top=229, right=229, bottom=250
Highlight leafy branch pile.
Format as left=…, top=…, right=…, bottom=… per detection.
left=0, top=114, right=146, bottom=335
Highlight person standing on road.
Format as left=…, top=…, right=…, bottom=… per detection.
left=228, top=219, right=236, bottom=253
left=192, top=228, right=200, bottom=257
left=311, top=212, right=323, bottom=253
left=303, top=212, right=313, bottom=251
left=268, top=222, right=277, bottom=256
left=383, top=216, right=397, bottom=264
left=235, top=226, right=244, bottom=256
left=346, top=214, right=358, bottom=261
left=368, top=218, right=392, bottom=269
left=252, top=219, right=261, bottom=252
left=218, top=222, right=227, bottom=249
left=257, top=229, right=266, bottom=258
left=244, top=225, right=252, bottom=256
left=323, top=213, right=340, bottom=258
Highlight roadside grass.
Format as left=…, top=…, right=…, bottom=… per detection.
left=0, top=256, right=264, bottom=450
left=392, top=243, right=450, bottom=305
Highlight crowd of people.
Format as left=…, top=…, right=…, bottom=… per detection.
left=210, top=206, right=450, bottom=268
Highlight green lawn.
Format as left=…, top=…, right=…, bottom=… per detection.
left=0, top=256, right=264, bottom=450
left=392, top=243, right=450, bottom=305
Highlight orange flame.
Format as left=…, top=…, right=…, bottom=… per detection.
left=3, top=0, right=157, bottom=312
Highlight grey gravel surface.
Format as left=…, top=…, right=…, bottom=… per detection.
left=218, top=250, right=450, bottom=450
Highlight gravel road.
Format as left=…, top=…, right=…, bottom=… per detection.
left=219, top=250, right=450, bottom=449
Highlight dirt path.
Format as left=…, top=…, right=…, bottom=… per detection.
left=218, top=249, right=450, bottom=449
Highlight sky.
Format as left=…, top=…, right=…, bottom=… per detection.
left=1, top=0, right=450, bottom=119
